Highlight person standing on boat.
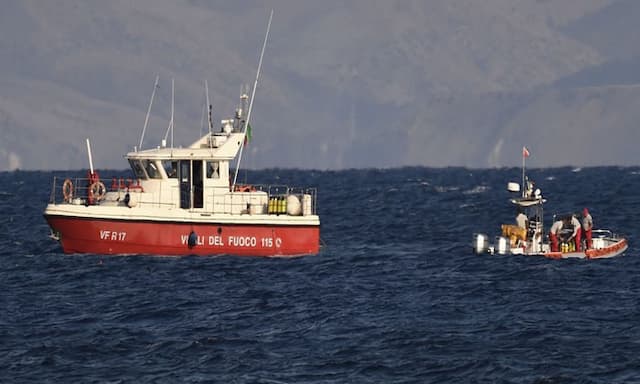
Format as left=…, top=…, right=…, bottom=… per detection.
left=582, top=208, right=593, bottom=249
left=524, top=178, right=535, bottom=198
left=569, top=214, right=582, bottom=252
left=516, top=208, right=528, bottom=230
left=549, top=219, right=563, bottom=252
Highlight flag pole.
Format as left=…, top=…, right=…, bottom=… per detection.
left=522, top=148, right=525, bottom=198
left=521, top=146, right=530, bottom=198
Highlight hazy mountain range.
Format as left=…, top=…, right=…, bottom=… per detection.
left=2, top=0, right=640, bottom=171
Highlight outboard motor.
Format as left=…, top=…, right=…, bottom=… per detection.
left=497, top=236, right=510, bottom=255
left=474, top=233, right=489, bottom=254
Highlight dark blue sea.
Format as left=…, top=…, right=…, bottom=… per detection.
left=2, top=167, right=640, bottom=383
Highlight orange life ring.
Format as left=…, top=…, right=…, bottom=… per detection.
left=89, top=181, right=107, bottom=201
left=62, top=179, right=73, bottom=202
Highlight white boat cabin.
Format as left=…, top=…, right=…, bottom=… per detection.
left=120, top=127, right=266, bottom=213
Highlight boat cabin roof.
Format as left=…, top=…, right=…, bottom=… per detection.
left=126, top=132, right=244, bottom=162
left=510, top=197, right=546, bottom=207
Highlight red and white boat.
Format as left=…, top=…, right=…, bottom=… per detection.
left=44, top=13, right=320, bottom=257
left=44, top=128, right=320, bottom=256
left=473, top=193, right=628, bottom=259
left=473, top=148, right=627, bottom=260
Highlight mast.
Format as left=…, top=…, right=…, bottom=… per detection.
left=86, top=138, right=94, bottom=175
left=521, top=145, right=529, bottom=198
left=163, top=78, right=175, bottom=148
left=522, top=150, right=525, bottom=198
left=171, top=78, right=174, bottom=148
left=232, top=9, right=273, bottom=190
left=139, top=75, right=159, bottom=151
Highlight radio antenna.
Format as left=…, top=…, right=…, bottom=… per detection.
left=139, top=75, right=159, bottom=150
left=163, top=78, right=175, bottom=148
left=232, top=9, right=273, bottom=190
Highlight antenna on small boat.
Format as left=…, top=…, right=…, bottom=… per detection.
left=139, top=75, right=160, bottom=151
left=163, top=78, right=175, bottom=148
left=522, top=146, right=529, bottom=198
left=232, top=9, right=273, bottom=190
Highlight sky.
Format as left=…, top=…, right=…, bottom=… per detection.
left=1, top=0, right=640, bottom=171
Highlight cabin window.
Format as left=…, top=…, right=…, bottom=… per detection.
left=162, top=160, right=178, bottom=178
left=144, top=160, right=162, bottom=179
left=128, top=159, right=148, bottom=179
left=206, top=161, right=220, bottom=179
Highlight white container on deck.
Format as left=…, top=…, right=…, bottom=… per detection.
left=249, top=203, right=265, bottom=215
left=592, top=238, right=604, bottom=250
left=302, top=194, right=313, bottom=216
left=286, top=195, right=302, bottom=216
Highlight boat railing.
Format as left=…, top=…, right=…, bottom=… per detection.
left=50, top=176, right=87, bottom=204
left=49, top=176, right=318, bottom=216
left=591, top=229, right=623, bottom=240
left=592, top=229, right=612, bottom=237
left=49, top=176, right=144, bottom=205
left=214, top=184, right=317, bottom=216
left=266, top=185, right=317, bottom=216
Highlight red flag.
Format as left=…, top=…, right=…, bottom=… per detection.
left=523, top=146, right=530, bottom=158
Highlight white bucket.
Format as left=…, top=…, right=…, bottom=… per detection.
left=126, top=192, right=139, bottom=207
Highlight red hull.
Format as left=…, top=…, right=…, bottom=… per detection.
left=45, top=215, right=320, bottom=257
left=544, top=238, right=628, bottom=260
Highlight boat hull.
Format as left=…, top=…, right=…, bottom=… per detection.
left=45, top=215, right=320, bottom=257
left=543, top=238, right=628, bottom=260
left=475, top=233, right=628, bottom=260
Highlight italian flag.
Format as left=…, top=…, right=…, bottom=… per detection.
left=245, top=123, right=252, bottom=145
